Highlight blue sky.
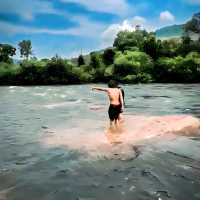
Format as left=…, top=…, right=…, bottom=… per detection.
left=0, top=0, right=200, bottom=59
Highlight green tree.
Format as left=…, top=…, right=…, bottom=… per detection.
left=0, top=44, right=16, bottom=63
left=182, top=36, right=192, bottom=45
left=184, top=18, right=200, bottom=33
left=0, top=62, right=19, bottom=84
left=158, top=39, right=179, bottom=57
left=143, top=35, right=158, bottom=59
left=154, top=53, right=200, bottom=83
left=18, top=40, right=32, bottom=60
left=90, top=52, right=101, bottom=68
left=45, top=56, right=69, bottom=84
left=177, top=36, right=193, bottom=56
left=113, top=30, right=145, bottom=52
left=154, top=57, right=179, bottom=82
left=104, top=65, right=114, bottom=79
left=102, top=48, right=116, bottom=65
left=114, top=51, right=153, bottom=82
left=77, top=54, right=85, bottom=66
left=19, top=59, right=46, bottom=84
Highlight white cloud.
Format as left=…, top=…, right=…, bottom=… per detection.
left=0, top=0, right=59, bottom=20
left=101, top=16, right=153, bottom=48
left=160, top=11, right=175, bottom=22
left=60, top=0, right=129, bottom=16
left=0, top=17, right=106, bottom=37
left=132, top=16, right=146, bottom=24
left=101, top=20, right=134, bottom=47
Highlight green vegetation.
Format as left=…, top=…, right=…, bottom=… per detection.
left=77, top=55, right=85, bottom=66
left=0, top=27, right=200, bottom=85
left=185, top=13, right=200, bottom=34
left=18, top=40, right=33, bottom=60
left=0, top=44, right=16, bottom=63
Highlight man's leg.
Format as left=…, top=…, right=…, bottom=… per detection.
left=118, top=113, right=122, bottom=121
left=119, top=113, right=125, bottom=122
left=115, top=118, right=119, bottom=127
left=110, top=120, right=115, bottom=128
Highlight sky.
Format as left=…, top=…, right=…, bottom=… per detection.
left=0, top=0, right=200, bottom=59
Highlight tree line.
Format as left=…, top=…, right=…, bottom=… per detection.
left=0, top=31, right=200, bottom=85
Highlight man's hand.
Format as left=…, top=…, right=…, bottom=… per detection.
left=91, top=86, right=97, bottom=91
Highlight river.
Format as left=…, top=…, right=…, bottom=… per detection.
left=0, top=84, right=200, bottom=200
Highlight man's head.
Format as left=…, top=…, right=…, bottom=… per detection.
left=108, top=80, right=118, bottom=88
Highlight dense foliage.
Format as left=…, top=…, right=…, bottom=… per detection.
left=184, top=13, right=200, bottom=34
left=0, top=31, right=200, bottom=85
left=0, top=44, right=16, bottom=63
left=18, top=40, right=32, bottom=60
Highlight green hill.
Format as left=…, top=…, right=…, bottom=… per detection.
left=155, top=24, right=184, bottom=39
left=156, top=12, right=200, bottom=39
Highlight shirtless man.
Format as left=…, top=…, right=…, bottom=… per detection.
left=92, top=80, right=124, bottom=128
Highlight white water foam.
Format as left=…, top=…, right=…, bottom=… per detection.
left=60, top=94, right=67, bottom=98
left=43, top=99, right=81, bottom=109
left=33, top=92, right=47, bottom=97
left=9, top=86, right=17, bottom=89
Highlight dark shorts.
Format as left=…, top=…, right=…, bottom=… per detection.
left=108, top=104, right=122, bottom=121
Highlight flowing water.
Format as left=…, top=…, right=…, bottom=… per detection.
left=0, top=84, right=200, bottom=200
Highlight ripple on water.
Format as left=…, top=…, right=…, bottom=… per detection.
left=1, top=85, right=200, bottom=200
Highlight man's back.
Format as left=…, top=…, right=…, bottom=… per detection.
left=107, top=88, right=121, bottom=105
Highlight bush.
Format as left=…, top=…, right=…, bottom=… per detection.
left=154, top=53, right=200, bottom=83
left=79, top=72, right=94, bottom=82
left=122, top=74, right=137, bottom=83
left=90, top=52, right=102, bottom=68
left=104, top=65, right=114, bottom=78
left=0, top=62, right=20, bottom=84
left=103, top=48, right=116, bottom=65
left=44, top=56, right=75, bottom=84
left=113, top=30, right=147, bottom=52
left=19, top=59, right=47, bottom=84
left=114, top=51, right=153, bottom=77
left=136, top=73, right=153, bottom=83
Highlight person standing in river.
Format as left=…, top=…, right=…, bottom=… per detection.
left=118, top=84, right=125, bottom=122
left=92, top=80, right=124, bottom=128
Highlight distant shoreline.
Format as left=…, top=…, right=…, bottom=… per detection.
left=1, top=82, right=200, bottom=87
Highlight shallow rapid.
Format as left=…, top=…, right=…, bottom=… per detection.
left=0, top=84, right=200, bottom=200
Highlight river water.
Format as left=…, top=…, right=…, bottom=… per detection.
left=0, top=84, right=200, bottom=200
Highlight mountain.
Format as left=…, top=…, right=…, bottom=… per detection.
left=155, top=24, right=184, bottom=39
left=156, top=12, right=200, bottom=39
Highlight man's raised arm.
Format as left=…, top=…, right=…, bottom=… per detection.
left=92, top=87, right=108, bottom=92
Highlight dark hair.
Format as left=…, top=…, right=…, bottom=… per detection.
left=108, top=80, right=118, bottom=88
